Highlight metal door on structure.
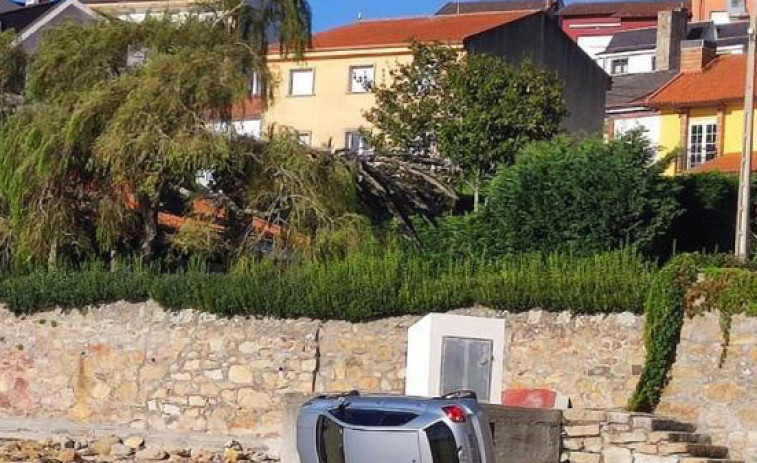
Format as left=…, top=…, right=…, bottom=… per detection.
left=440, top=336, right=493, bottom=400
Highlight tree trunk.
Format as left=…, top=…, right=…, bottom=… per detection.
left=138, top=194, right=159, bottom=261
left=47, top=238, right=57, bottom=271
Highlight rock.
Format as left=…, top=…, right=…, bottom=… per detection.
left=224, top=448, right=248, bottom=462
left=225, top=441, right=243, bottom=451
left=565, top=425, right=601, bottom=437
left=110, top=443, right=133, bottom=458
left=567, top=451, right=601, bottom=463
left=135, top=446, right=168, bottom=460
left=190, top=449, right=214, bottom=463
left=124, top=436, right=145, bottom=450
left=602, top=447, right=632, bottom=463
left=91, top=436, right=121, bottom=456
left=59, top=438, right=76, bottom=449
left=228, top=365, right=254, bottom=384
left=57, top=449, right=81, bottom=462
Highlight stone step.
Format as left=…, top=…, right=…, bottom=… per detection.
left=659, top=443, right=729, bottom=459
left=649, top=432, right=712, bottom=445
left=679, top=459, right=744, bottom=463
left=649, top=418, right=697, bottom=433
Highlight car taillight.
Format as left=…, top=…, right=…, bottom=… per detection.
left=442, top=405, right=466, bottom=423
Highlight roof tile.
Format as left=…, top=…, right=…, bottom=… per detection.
left=646, top=54, right=754, bottom=107
left=308, top=11, right=537, bottom=51
left=689, top=152, right=757, bottom=174
left=558, top=0, right=690, bottom=18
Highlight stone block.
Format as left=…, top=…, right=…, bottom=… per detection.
left=564, top=409, right=607, bottom=423
left=583, top=438, right=603, bottom=453
left=123, top=436, right=144, bottom=450
left=228, top=365, right=254, bottom=384
left=567, top=451, right=601, bottom=463
left=633, top=454, right=680, bottom=463
left=563, top=438, right=584, bottom=451
left=602, top=447, right=632, bottom=463
left=135, top=446, right=168, bottom=461
left=607, top=431, right=648, bottom=444
left=606, top=412, right=632, bottom=425
left=565, top=425, right=601, bottom=437
left=635, top=444, right=659, bottom=454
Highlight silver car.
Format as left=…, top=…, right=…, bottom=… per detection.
left=296, top=390, right=495, bottom=463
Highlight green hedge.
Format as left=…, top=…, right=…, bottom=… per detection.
left=0, top=250, right=654, bottom=320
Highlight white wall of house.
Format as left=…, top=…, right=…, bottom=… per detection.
left=612, top=114, right=662, bottom=156
left=577, top=35, right=613, bottom=60
left=601, top=51, right=656, bottom=75
left=231, top=119, right=262, bottom=138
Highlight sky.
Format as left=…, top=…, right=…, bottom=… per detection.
left=311, top=0, right=446, bottom=32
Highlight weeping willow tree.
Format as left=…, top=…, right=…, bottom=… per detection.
left=0, top=1, right=311, bottom=267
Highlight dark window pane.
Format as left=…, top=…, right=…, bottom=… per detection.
left=317, top=416, right=345, bottom=463
left=329, top=408, right=418, bottom=426
left=425, top=421, right=460, bottom=463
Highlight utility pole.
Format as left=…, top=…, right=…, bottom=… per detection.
left=736, top=7, right=757, bottom=259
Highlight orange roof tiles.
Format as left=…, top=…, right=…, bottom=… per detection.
left=647, top=54, right=757, bottom=107
left=306, top=11, right=538, bottom=51
left=689, top=152, right=757, bottom=174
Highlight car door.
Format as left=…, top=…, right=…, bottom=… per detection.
left=343, top=429, right=422, bottom=463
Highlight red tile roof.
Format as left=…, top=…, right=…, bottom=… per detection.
left=689, top=152, right=757, bottom=174
left=558, top=0, right=690, bottom=18
left=307, top=11, right=538, bottom=51
left=646, top=54, right=756, bottom=107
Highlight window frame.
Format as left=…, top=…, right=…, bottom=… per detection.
left=610, top=58, right=629, bottom=75
left=345, top=131, right=368, bottom=154
left=289, top=68, right=315, bottom=97
left=687, top=121, right=718, bottom=169
left=297, top=131, right=312, bottom=146
left=348, top=65, right=375, bottom=94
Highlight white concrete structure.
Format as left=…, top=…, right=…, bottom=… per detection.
left=405, top=313, right=505, bottom=404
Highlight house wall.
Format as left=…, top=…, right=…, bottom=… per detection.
left=262, top=48, right=415, bottom=151
left=465, top=13, right=610, bottom=134
left=611, top=113, right=662, bottom=156
left=658, top=103, right=757, bottom=173
left=600, top=52, right=656, bottom=75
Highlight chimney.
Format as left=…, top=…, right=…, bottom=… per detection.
left=656, top=9, right=688, bottom=71
left=680, top=39, right=717, bottom=72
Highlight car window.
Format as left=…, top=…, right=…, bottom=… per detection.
left=317, top=416, right=345, bottom=463
left=329, top=408, right=418, bottom=426
left=425, top=421, right=460, bottom=463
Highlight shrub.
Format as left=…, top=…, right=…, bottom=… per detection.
left=669, top=173, right=738, bottom=254
left=476, top=134, right=681, bottom=256
left=0, top=249, right=654, bottom=319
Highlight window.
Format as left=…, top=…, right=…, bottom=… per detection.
left=610, top=58, right=628, bottom=75
left=349, top=65, right=374, bottom=93
left=345, top=131, right=368, bottom=154
left=316, top=416, right=345, bottom=463
left=425, top=422, right=460, bottom=463
left=298, top=131, right=312, bottom=146
left=329, top=408, right=418, bottom=426
left=290, top=69, right=314, bottom=96
left=251, top=73, right=263, bottom=96
left=688, top=122, right=717, bottom=169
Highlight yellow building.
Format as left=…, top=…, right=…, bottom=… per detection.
left=647, top=41, right=757, bottom=175
left=262, top=10, right=610, bottom=152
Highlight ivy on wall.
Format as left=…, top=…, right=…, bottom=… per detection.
left=628, top=253, right=756, bottom=412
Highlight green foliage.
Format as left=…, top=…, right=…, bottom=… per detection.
left=628, top=253, right=715, bottom=412
left=670, top=173, right=739, bottom=254
left=0, top=30, right=25, bottom=117
left=473, top=133, right=681, bottom=255
left=437, top=55, right=565, bottom=207
left=363, top=43, right=458, bottom=155
left=0, top=249, right=653, bottom=319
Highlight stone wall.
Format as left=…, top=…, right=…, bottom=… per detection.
left=659, top=313, right=757, bottom=461
left=0, top=303, right=646, bottom=455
